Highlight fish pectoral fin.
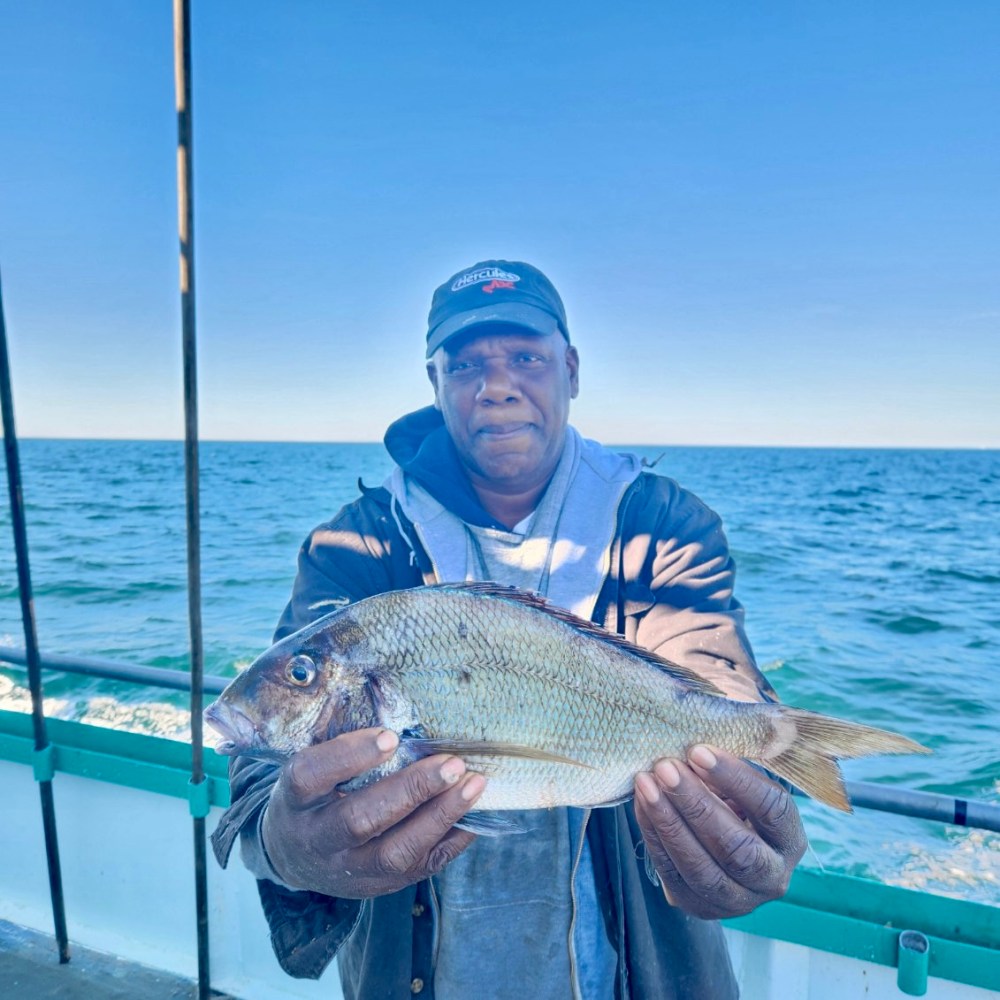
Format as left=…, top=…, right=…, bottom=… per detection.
left=592, top=792, right=634, bottom=808
left=454, top=811, right=528, bottom=836
left=404, top=737, right=595, bottom=770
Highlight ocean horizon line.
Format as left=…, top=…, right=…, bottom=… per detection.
left=14, top=436, right=1000, bottom=452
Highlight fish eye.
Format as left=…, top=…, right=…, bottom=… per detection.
left=285, top=654, right=316, bottom=687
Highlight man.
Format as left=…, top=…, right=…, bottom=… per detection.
left=213, top=260, right=806, bottom=999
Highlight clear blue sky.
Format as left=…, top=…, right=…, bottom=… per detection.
left=1, top=2, right=997, bottom=446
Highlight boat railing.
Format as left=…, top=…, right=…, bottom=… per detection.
left=2, top=645, right=999, bottom=836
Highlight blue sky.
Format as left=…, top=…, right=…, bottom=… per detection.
left=1, top=2, right=997, bottom=446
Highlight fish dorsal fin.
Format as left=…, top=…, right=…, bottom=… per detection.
left=425, top=582, right=725, bottom=697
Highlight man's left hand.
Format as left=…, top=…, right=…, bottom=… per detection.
left=633, top=745, right=807, bottom=920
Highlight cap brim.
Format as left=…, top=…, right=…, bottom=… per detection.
left=426, top=303, right=560, bottom=358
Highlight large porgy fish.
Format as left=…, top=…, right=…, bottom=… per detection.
left=205, top=583, right=929, bottom=819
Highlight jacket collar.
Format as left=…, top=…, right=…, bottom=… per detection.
left=383, top=406, right=510, bottom=530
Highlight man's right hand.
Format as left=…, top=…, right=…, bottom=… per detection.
left=260, top=728, right=485, bottom=899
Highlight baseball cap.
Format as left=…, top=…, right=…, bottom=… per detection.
left=425, top=259, right=570, bottom=358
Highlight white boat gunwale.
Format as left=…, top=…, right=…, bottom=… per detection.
left=1, top=706, right=998, bottom=995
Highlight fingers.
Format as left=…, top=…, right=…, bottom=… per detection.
left=656, top=756, right=782, bottom=891
left=329, top=771, right=485, bottom=898
left=262, top=729, right=488, bottom=897
left=281, top=728, right=399, bottom=808
left=369, top=774, right=485, bottom=874
left=425, top=826, right=477, bottom=875
left=687, top=747, right=806, bottom=863
left=633, top=771, right=687, bottom=898
left=634, top=750, right=801, bottom=916
left=635, top=765, right=756, bottom=917
left=337, top=760, right=482, bottom=849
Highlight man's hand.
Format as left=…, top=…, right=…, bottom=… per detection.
left=633, top=745, right=806, bottom=920
left=261, top=727, right=486, bottom=899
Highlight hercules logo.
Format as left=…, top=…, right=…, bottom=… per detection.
left=452, top=266, right=521, bottom=291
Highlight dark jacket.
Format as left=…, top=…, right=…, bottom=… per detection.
left=213, top=434, right=775, bottom=999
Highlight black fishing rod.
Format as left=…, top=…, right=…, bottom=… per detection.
left=0, top=271, right=70, bottom=963
left=791, top=783, right=1000, bottom=835
left=173, top=1, right=211, bottom=996
left=3, top=647, right=999, bottom=836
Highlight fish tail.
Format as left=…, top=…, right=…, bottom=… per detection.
left=753, top=707, right=931, bottom=812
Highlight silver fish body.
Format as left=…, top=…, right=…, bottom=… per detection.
left=205, top=583, right=929, bottom=813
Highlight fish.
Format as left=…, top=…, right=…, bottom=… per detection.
left=204, top=582, right=930, bottom=821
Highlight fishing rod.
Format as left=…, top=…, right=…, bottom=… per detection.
left=173, top=1, right=211, bottom=996
left=3, top=648, right=998, bottom=835
left=0, top=272, right=70, bottom=964
left=791, top=783, right=1000, bottom=834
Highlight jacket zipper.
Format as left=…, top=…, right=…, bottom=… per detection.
left=428, top=875, right=442, bottom=974
left=567, top=808, right=592, bottom=1000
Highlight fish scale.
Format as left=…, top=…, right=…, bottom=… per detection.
left=352, top=587, right=794, bottom=809
left=205, top=582, right=930, bottom=814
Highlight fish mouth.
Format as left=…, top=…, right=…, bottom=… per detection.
left=204, top=701, right=257, bottom=755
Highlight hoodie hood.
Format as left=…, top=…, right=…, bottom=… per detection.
left=383, top=406, right=510, bottom=529
left=384, top=412, right=645, bottom=620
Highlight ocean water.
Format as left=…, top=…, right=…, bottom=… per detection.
left=1, top=439, right=998, bottom=904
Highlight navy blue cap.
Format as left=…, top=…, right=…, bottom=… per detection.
left=425, top=260, right=570, bottom=358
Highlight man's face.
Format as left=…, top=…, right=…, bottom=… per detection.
left=427, top=329, right=580, bottom=495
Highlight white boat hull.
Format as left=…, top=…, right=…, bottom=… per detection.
left=1, top=712, right=997, bottom=999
